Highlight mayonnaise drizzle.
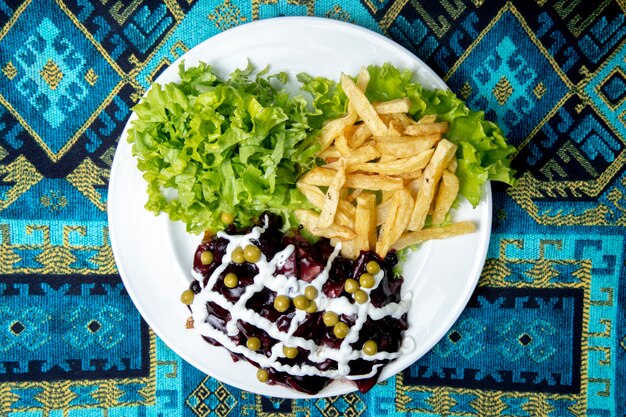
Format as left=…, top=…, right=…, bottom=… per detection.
left=190, top=222, right=412, bottom=380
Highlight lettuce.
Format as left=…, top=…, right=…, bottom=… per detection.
left=299, top=63, right=516, bottom=206
left=128, top=62, right=319, bottom=234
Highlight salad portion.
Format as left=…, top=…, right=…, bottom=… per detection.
left=127, top=62, right=515, bottom=394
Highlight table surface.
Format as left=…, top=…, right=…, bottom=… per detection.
left=1, top=1, right=625, bottom=416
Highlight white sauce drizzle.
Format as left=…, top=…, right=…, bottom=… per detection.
left=190, top=222, right=412, bottom=380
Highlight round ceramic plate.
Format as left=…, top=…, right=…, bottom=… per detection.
left=108, top=17, right=492, bottom=399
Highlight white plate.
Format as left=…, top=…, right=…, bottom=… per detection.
left=108, top=17, right=491, bottom=399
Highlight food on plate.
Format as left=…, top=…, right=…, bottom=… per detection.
left=294, top=64, right=516, bottom=258
left=295, top=70, right=471, bottom=257
left=126, top=62, right=517, bottom=394
left=128, top=63, right=515, bottom=254
left=185, top=213, right=409, bottom=394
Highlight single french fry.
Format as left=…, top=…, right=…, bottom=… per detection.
left=335, top=133, right=351, bottom=157
left=319, top=146, right=341, bottom=160
left=375, top=134, right=440, bottom=158
left=392, top=222, right=476, bottom=251
left=447, top=157, right=458, bottom=174
left=349, top=149, right=434, bottom=175
left=317, top=161, right=346, bottom=229
left=295, top=209, right=356, bottom=241
left=408, top=139, right=458, bottom=231
left=347, top=123, right=372, bottom=149
left=397, top=170, right=423, bottom=180
left=416, top=114, right=437, bottom=125
left=388, top=120, right=405, bottom=136
left=346, top=173, right=404, bottom=190
left=318, top=108, right=358, bottom=152
left=432, top=171, right=459, bottom=225
left=356, top=67, right=370, bottom=92
left=299, top=167, right=337, bottom=185
left=341, top=73, right=388, bottom=136
left=375, top=191, right=400, bottom=257
left=404, top=121, right=449, bottom=136
left=392, top=113, right=418, bottom=129
left=354, top=192, right=376, bottom=253
left=324, top=143, right=380, bottom=170
left=373, top=97, right=412, bottom=114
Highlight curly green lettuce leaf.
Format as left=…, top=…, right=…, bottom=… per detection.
left=128, top=62, right=319, bottom=234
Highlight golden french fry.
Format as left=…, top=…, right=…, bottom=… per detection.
left=299, top=167, right=337, bottom=185
left=375, top=189, right=413, bottom=257
left=408, top=139, right=458, bottom=231
left=373, top=97, right=412, bottom=114
left=346, top=188, right=363, bottom=203
left=341, top=73, right=388, bottom=136
left=335, top=133, right=351, bottom=157
left=349, top=149, right=434, bottom=175
left=317, top=161, right=346, bottom=229
left=397, top=170, right=423, bottom=180
left=318, top=108, right=358, bottom=152
left=346, top=173, right=404, bottom=190
left=404, top=121, right=449, bottom=136
left=387, top=120, right=404, bottom=136
left=319, top=146, right=341, bottom=160
left=432, top=171, right=459, bottom=225
left=354, top=192, right=376, bottom=253
left=416, top=114, right=437, bottom=124
left=324, top=143, right=380, bottom=170
left=375, top=191, right=400, bottom=257
left=375, top=134, right=440, bottom=158
left=391, top=113, right=418, bottom=129
left=296, top=182, right=355, bottom=227
left=447, top=157, right=458, bottom=173
left=295, top=209, right=356, bottom=241
left=356, top=67, right=370, bottom=92
left=392, top=222, right=476, bottom=251
left=347, top=123, right=372, bottom=149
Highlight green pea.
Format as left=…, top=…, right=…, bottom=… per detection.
left=257, top=368, right=269, bottom=383
left=200, top=250, right=214, bottom=265
left=323, top=311, right=339, bottom=327
left=363, top=340, right=378, bottom=356
left=305, top=300, right=318, bottom=314
left=366, top=261, right=381, bottom=275
left=180, top=289, right=194, bottom=305
left=247, top=336, right=261, bottom=351
left=221, top=212, right=234, bottom=225
left=231, top=247, right=245, bottom=264
left=293, top=295, right=310, bottom=310
left=274, top=295, right=290, bottom=312
left=283, top=346, right=298, bottom=359
left=354, top=289, right=368, bottom=304
left=304, top=285, right=318, bottom=300
left=224, top=273, right=238, bottom=288
left=359, top=273, right=375, bottom=289
left=333, top=321, right=349, bottom=339
left=243, top=245, right=262, bottom=263
left=344, top=278, right=360, bottom=294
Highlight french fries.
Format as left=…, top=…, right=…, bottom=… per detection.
left=296, top=68, right=475, bottom=258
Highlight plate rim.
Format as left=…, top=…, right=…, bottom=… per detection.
left=108, top=15, right=492, bottom=399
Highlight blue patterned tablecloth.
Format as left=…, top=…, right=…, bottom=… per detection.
left=1, top=1, right=625, bottom=416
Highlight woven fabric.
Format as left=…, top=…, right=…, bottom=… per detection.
left=1, top=1, right=625, bottom=416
